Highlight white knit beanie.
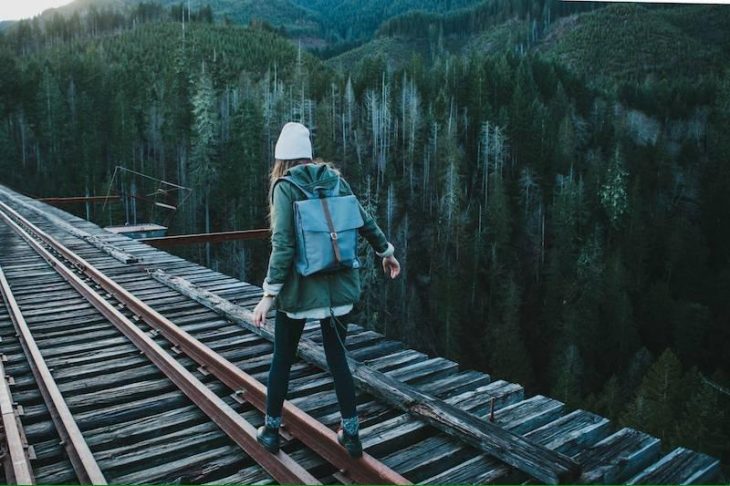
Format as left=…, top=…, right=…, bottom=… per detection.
left=274, top=122, right=313, bottom=160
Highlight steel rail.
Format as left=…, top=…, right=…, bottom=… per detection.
left=0, top=322, right=35, bottom=485
left=0, top=200, right=411, bottom=485
left=0, top=265, right=106, bottom=485
left=0, top=202, right=319, bottom=485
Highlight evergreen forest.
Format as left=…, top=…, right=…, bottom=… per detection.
left=0, top=0, right=729, bottom=474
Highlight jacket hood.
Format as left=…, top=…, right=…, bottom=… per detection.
left=283, top=162, right=341, bottom=192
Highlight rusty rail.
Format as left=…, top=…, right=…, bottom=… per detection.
left=0, top=200, right=410, bottom=485
left=139, top=229, right=271, bottom=247
left=38, top=196, right=121, bottom=205
left=0, top=265, right=106, bottom=485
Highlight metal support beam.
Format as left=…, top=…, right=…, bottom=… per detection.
left=140, top=229, right=271, bottom=247
left=38, top=196, right=120, bottom=205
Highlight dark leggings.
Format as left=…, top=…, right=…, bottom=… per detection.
left=265, top=310, right=357, bottom=419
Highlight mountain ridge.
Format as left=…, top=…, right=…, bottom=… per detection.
left=326, top=2, right=730, bottom=88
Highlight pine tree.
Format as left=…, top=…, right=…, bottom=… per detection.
left=551, top=341, right=584, bottom=408
left=190, top=63, right=219, bottom=265
left=488, top=274, right=535, bottom=387
left=621, top=349, right=687, bottom=443
left=599, top=252, right=640, bottom=376
left=673, top=370, right=728, bottom=458
left=591, top=374, right=624, bottom=419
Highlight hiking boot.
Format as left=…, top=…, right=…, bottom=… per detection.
left=337, top=427, right=363, bottom=458
left=257, top=425, right=280, bottom=453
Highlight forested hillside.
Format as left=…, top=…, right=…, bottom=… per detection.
left=290, top=0, right=484, bottom=42
left=330, top=1, right=730, bottom=86
left=2, top=0, right=490, bottom=45
left=539, top=4, right=730, bottom=86
left=0, top=1, right=728, bottom=474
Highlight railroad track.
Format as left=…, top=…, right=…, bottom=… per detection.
left=0, top=185, right=723, bottom=485
left=0, top=199, right=415, bottom=484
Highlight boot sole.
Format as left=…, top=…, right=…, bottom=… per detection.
left=257, top=427, right=280, bottom=453
left=337, top=429, right=363, bottom=458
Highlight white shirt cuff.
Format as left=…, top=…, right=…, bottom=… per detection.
left=263, top=279, right=283, bottom=296
left=376, top=242, right=395, bottom=258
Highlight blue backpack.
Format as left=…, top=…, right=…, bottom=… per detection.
left=274, top=175, right=364, bottom=277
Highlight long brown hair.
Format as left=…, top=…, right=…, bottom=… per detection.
left=267, top=158, right=342, bottom=227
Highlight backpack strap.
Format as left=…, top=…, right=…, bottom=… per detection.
left=319, top=197, right=342, bottom=264
left=272, top=175, right=342, bottom=202
left=271, top=175, right=316, bottom=203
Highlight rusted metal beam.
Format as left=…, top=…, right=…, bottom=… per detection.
left=0, top=201, right=319, bottom=485
left=38, top=196, right=120, bottom=205
left=140, top=229, right=271, bottom=247
left=0, top=264, right=106, bottom=485
left=0, top=201, right=409, bottom=485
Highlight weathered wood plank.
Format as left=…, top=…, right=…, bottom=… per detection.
left=417, top=370, right=492, bottom=399
left=357, top=381, right=524, bottom=458
left=362, top=349, right=429, bottom=372
left=576, top=427, right=662, bottom=484
left=207, top=464, right=273, bottom=485
left=422, top=408, right=608, bottom=484
left=382, top=395, right=565, bottom=482
left=115, top=444, right=252, bottom=484
left=286, top=349, right=434, bottom=416
left=627, top=447, right=721, bottom=484
left=32, top=404, right=205, bottom=462
left=525, top=409, right=612, bottom=457
left=490, top=395, right=566, bottom=435
left=95, top=423, right=236, bottom=476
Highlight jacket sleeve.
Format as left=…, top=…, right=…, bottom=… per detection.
left=341, top=178, right=395, bottom=258
left=263, top=182, right=295, bottom=296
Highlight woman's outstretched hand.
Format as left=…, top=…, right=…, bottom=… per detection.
left=382, top=255, right=401, bottom=279
left=252, top=296, right=274, bottom=327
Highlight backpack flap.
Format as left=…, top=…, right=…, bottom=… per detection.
left=293, top=195, right=364, bottom=276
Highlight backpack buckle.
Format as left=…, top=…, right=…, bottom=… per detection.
left=330, top=232, right=338, bottom=240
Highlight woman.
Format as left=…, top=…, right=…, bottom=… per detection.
left=252, top=122, right=401, bottom=458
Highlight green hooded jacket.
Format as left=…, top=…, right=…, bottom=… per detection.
left=263, top=162, right=391, bottom=314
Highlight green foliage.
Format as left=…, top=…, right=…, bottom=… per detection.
left=191, top=64, right=219, bottom=193
left=542, top=3, right=730, bottom=87
left=293, top=0, right=484, bottom=42
left=376, top=0, right=597, bottom=41
left=676, top=371, right=729, bottom=459
left=621, top=349, right=687, bottom=443
left=488, top=275, right=535, bottom=388
left=551, top=343, right=584, bottom=408
left=621, top=351, right=729, bottom=460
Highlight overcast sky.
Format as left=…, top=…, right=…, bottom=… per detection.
left=0, top=0, right=74, bottom=21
